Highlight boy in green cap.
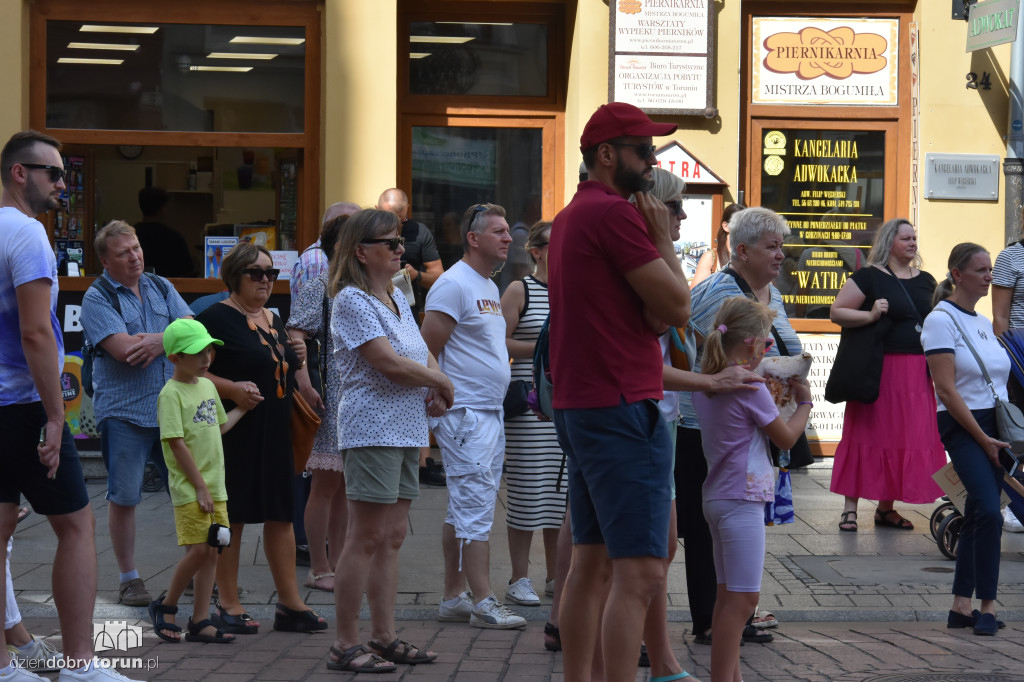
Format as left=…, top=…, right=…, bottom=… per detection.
left=148, top=319, right=248, bottom=644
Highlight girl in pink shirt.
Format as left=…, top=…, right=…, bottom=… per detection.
left=693, top=296, right=812, bottom=682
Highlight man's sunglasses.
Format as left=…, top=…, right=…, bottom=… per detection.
left=21, top=164, right=65, bottom=183
left=611, top=143, right=657, bottom=160
left=361, top=237, right=406, bottom=251
left=241, top=267, right=280, bottom=282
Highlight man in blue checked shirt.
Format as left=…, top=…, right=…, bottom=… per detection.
left=80, top=220, right=192, bottom=607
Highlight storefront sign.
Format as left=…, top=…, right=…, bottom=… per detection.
left=966, top=0, right=1019, bottom=52
left=412, top=128, right=495, bottom=188
left=752, top=17, right=899, bottom=107
left=760, top=128, right=886, bottom=318
left=923, top=153, right=1000, bottom=201
left=609, top=0, right=716, bottom=116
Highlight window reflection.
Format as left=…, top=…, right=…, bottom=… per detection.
left=46, top=21, right=305, bottom=132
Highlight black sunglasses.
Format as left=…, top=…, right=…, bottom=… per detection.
left=664, top=200, right=684, bottom=216
left=530, top=240, right=549, bottom=249
left=611, top=143, right=657, bottom=160
left=21, top=163, right=65, bottom=183
left=241, top=267, right=280, bottom=282
left=361, top=236, right=406, bottom=251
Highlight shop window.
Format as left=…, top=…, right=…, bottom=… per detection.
left=408, top=21, right=547, bottom=97
left=46, top=21, right=305, bottom=132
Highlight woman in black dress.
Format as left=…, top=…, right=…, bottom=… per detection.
left=196, top=241, right=327, bottom=634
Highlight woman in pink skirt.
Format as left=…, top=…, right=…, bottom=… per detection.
left=829, top=218, right=946, bottom=531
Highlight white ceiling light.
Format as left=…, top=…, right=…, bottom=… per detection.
left=435, top=22, right=513, bottom=26
left=79, top=25, right=158, bottom=34
left=410, top=52, right=431, bottom=59
left=230, top=36, right=305, bottom=46
left=58, top=57, right=124, bottom=65
left=67, top=42, right=140, bottom=51
left=190, top=65, right=253, bottom=72
left=410, top=36, right=473, bottom=44
left=207, top=52, right=277, bottom=60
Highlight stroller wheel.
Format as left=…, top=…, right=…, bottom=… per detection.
left=937, top=511, right=963, bottom=560
left=930, top=501, right=958, bottom=541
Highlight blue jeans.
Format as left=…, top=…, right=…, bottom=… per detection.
left=937, top=409, right=1003, bottom=601
left=100, top=418, right=167, bottom=506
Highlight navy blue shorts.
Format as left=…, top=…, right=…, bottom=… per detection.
left=0, top=402, right=90, bottom=516
left=554, top=398, right=672, bottom=559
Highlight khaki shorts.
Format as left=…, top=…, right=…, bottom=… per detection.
left=343, top=446, right=420, bottom=503
left=173, top=500, right=229, bottom=546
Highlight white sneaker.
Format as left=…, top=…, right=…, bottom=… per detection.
left=504, top=577, right=540, bottom=606
left=7, top=635, right=62, bottom=672
left=545, top=578, right=555, bottom=596
left=0, top=664, right=47, bottom=681
left=57, top=660, right=142, bottom=682
left=1003, top=506, right=1024, bottom=533
left=470, top=595, right=527, bottom=630
left=438, top=590, right=475, bottom=622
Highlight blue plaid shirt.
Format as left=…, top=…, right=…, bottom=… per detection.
left=81, top=272, right=192, bottom=427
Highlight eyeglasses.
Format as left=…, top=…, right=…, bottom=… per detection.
left=20, top=163, right=65, bottom=183
left=360, top=237, right=406, bottom=251
left=611, top=143, right=657, bottom=160
left=664, top=200, right=684, bottom=217
left=241, top=267, right=280, bottom=282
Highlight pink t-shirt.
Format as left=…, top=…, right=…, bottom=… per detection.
left=548, top=181, right=663, bottom=409
left=693, top=383, right=779, bottom=502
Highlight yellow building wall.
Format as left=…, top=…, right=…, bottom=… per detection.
left=0, top=3, right=30, bottom=142
left=322, top=0, right=399, bottom=213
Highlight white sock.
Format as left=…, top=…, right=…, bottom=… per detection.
left=15, top=638, right=36, bottom=653
left=120, top=570, right=139, bottom=583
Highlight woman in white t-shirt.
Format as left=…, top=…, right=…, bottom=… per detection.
left=922, top=243, right=1010, bottom=637
left=325, top=209, right=455, bottom=672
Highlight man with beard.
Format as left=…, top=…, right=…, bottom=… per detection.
left=547, top=103, right=691, bottom=682
left=0, top=130, right=143, bottom=681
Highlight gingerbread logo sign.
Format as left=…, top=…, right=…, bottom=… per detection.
left=763, top=26, right=888, bottom=80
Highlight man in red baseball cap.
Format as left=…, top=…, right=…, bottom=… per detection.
left=547, top=102, right=691, bottom=682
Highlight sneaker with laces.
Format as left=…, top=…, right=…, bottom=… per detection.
left=0, top=665, right=46, bottom=681
left=504, top=577, right=540, bottom=606
left=470, top=595, right=527, bottom=629
left=1003, top=506, right=1024, bottom=532
left=7, top=635, right=62, bottom=672
left=545, top=578, right=555, bottom=596
left=117, top=578, right=152, bottom=607
left=57, top=660, right=142, bottom=682
left=437, top=591, right=474, bottom=622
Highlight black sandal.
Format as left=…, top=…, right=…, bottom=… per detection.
left=213, top=602, right=258, bottom=635
left=147, top=596, right=182, bottom=643
left=874, top=509, right=913, bottom=530
left=839, top=511, right=858, bottom=532
left=367, top=638, right=437, bottom=664
left=326, top=644, right=396, bottom=673
left=544, top=622, right=562, bottom=652
left=185, top=618, right=235, bottom=644
left=273, top=603, right=328, bottom=633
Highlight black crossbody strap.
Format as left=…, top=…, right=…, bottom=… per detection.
left=884, top=266, right=924, bottom=326
left=935, top=305, right=1000, bottom=403
left=721, top=266, right=789, bottom=356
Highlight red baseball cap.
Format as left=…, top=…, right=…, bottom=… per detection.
left=579, top=102, right=677, bottom=151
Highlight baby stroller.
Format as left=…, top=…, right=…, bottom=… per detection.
left=931, top=329, right=1024, bottom=559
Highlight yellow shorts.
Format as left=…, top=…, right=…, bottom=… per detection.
left=173, top=500, right=229, bottom=546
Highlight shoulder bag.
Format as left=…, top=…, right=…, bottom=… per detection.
left=935, top=306, right=1024, bottom=444
left=824, top=269, right=893, bottom=405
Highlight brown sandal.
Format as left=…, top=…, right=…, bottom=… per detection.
left=874, top=509, right=913, bottom=530
left=839, top=511, right=858, bottom=532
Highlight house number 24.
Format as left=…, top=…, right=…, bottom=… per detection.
left=967, top=72, right=992, bottom=90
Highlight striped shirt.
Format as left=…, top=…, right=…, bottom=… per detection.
left=992, top=242, right=1024, bottom=330
left=290, top=240, right=328, bottom=299
left=678, top=271, right=801, bottom=428
left=81, top=271, right=192, bottom=427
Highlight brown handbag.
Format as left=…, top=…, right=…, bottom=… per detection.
left=289, top=390, right=321, bottom=474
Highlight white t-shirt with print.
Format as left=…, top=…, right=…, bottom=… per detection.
left=331, top=286, right=430, bottom=450
left=921, top=300, right=1010, bottom=411
left=425, top=260, right=510, bottom=410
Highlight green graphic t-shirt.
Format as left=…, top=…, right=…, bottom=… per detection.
left=157, top=376, right=228, bottom=506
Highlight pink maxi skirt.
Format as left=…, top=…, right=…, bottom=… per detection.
left=829, top=353, right=945, bottom=504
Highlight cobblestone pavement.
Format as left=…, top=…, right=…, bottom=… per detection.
left=12, top=618, right=1024, bottom=681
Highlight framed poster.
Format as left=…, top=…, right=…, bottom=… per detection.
left=609, top=0, right=717, bottom=116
